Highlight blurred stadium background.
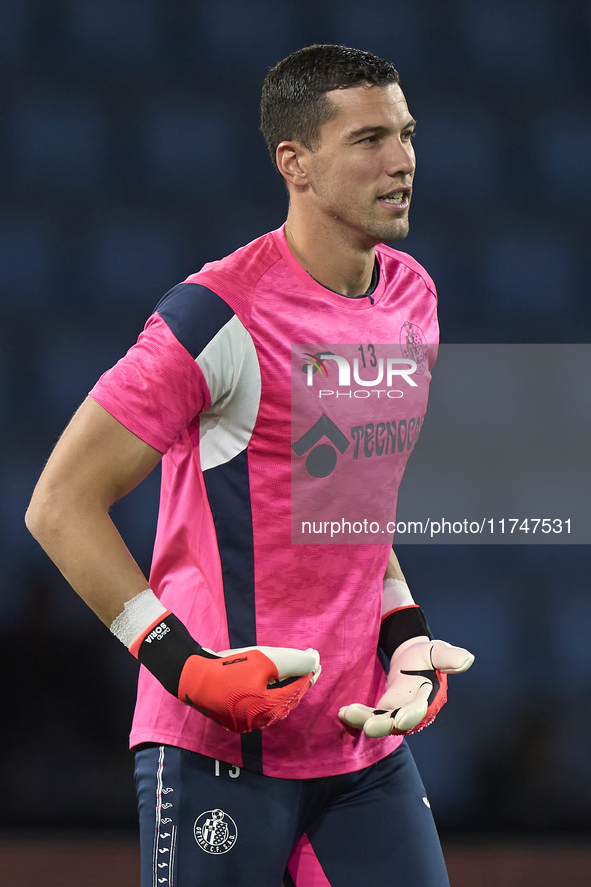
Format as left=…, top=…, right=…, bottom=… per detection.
left=2, top=0, right=590, bottom=883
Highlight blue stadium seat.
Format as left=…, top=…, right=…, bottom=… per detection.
left=534, top=107, right=591, bottom=201
left=481, top=227, right=575, bottom=318
left=67, top=0, right=161, bottom=67
left=193, top=0, right=297, bottom=67
left=326, top=0, right=427, bottom=77
left=12, top=92, right=107, bottom=187
left=460, top=0, right=556, bottom=83
left=0, top=0, right=31, bottom=65
left=0, top=217, right=51, bottom=302
left=89, top=215, right=181, bottom=306
left=141, top=99, right=237, bottom=196
left=415, top=106, right=499, bottom=201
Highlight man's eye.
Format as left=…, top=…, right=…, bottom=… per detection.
left=359, top=135, right=379, bottom=144
left=402, top=130, right=417, bottom=141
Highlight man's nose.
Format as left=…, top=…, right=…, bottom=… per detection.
left=385, top=138, right=415, bottom=178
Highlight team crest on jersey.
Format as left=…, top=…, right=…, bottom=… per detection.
left=194, top=809, right=238, bottom=854
left=400, top=322, right=427, bottom=375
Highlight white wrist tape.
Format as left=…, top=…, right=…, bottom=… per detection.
left=382, top=578, right=415, bottom=618
left=110, top=588, right=168, bottom=648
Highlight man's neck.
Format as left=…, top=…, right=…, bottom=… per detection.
left=284, top=208, right=376, bottom=297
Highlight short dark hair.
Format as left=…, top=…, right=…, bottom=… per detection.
left=260, top=44, right=400, bottom=169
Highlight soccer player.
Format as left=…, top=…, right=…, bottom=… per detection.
left=26, top=45, right=473, bottom=887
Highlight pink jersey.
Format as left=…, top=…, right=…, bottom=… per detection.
left=90, top=225, right=439, bottom=779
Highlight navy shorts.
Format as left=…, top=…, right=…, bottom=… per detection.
left=135, top=741, right=449, bottom=887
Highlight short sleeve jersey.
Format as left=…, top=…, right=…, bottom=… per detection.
left=90, top=225, right=439, bottom=779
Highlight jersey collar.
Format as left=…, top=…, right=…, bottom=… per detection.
left=273, top=224, right=386, bottom=310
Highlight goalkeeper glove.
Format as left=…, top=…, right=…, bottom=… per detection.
left=111, top=589, right=320, bottom=733
left=339, top=580, right=473, bottom=737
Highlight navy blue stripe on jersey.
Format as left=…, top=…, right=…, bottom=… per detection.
left=202, top=448, right=256, bottom=649
left=240, top=731, right=264, bottom=774
left=202, top=449, right=263, bottom=773
left=155, top=283, right=235, bottom=359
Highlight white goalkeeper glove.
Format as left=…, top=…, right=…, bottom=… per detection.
left=339, top=635, right=473, bottom=737
left=339, top=579, right=473, bottom=736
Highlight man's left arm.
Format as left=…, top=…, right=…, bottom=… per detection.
left=338, top=550, right=474, bottom=736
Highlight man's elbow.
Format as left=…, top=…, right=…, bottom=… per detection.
left=25, top=484, right=68, bottom=549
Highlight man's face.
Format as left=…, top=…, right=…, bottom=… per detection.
left=302, top=83, right=416, bottom=247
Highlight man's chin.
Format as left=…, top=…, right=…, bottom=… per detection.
left=366, top=213, right=410, bottom=244
left=384, top=219, right=410, bottom=242
left=357, top=216, right=410, bottom=247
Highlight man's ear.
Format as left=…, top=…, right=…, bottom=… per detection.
left=276, top=140, right=312, bottom=188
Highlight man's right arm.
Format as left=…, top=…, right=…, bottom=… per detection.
left=25, top=396, right=163, bottom=626
left=26, top=395, right=321, bottom=733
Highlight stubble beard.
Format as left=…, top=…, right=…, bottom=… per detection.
left=352, top=193, right=412, bottom=245
left=380, top=217, right=410, bottom=243
left=316, top=184, right=411, bottom=247
left=359, top=209, right=410, bottom=246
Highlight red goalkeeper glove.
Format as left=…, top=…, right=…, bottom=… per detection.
left=111, top=591, right=320, bottom=733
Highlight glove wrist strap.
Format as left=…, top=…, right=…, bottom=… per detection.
left=134, top=612, right=218, bottom=697
left=379, top=605, right=433, bottom=660
left=109, top=589, right=216, bottom=698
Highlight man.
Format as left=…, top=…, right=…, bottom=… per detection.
left=26, top=44, right=473, bottom=887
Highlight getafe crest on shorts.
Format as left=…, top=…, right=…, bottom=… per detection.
left=194, top=808, right=238, bottom=854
